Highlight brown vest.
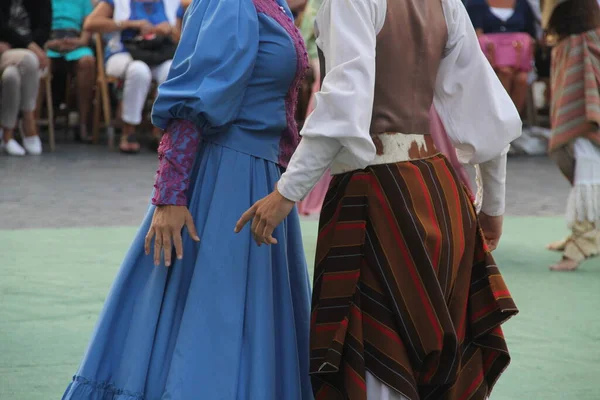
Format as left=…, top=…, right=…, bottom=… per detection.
left=319, top=0, right=448, bottom=136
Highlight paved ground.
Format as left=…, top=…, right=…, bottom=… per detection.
left=0, top=144, right=570, bottom=229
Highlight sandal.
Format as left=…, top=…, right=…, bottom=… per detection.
left=119, top=134, right=141, bottom=154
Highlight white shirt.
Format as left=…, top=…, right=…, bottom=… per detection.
left=277, top=0, right=522, bottom=216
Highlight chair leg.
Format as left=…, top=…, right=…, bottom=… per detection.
left=45, top=76, right=56, bottom=152
left=92, top=87, right=101, bottom=144
left=100, top=79, right=113, bottom=149
left=526, top=85, right=538, bottom=128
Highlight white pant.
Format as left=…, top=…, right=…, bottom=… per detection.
left=366, top=372, right=409, bottom=400
left=105, top=52, right=172, bottom=125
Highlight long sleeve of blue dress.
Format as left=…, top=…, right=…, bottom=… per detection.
left=151, top=0, right=260, bottom=206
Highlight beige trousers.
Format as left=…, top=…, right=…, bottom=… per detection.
left=0, top=49, right=40, bottom=129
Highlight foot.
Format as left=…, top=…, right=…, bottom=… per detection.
left=549, top=258, right=581, bottom=272
left=546, top=237, right=570, bottom=252
left=76, top=125, right=93, bottom=143
left=22, top=135, right=43, bottom=155
left=2, top=138, right=26, bottom=156
left=119, top=135, right=140, bottom=154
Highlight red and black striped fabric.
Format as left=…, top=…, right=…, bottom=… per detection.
left=310, top=155, right=518, bottom=400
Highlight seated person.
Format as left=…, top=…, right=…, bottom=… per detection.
left=0, top=0, right=51, bottom=156
left=46, top=0, right=96, bottom=142
left=84, top=0, right=183, bottom=153
left=467, top=0, right=538, bottom=116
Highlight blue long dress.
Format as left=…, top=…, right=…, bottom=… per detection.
left=61, top=0, right=313, bottom=398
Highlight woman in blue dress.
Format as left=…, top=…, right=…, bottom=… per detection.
left=62, top=0, right=312, bottom=398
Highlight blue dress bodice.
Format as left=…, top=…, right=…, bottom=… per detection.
left=152, top=0, right=307, bottom=168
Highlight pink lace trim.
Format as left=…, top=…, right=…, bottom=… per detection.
left=253, top=0, right=309, bottom=167
left=152, top=120, right=201, bottom=206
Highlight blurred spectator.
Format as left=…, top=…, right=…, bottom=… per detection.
left=543, top=0, right=600, bottom=270
left=0, top=0, right=51, bottom=156
left=296, top=0, right=329, bottom=216
left=47, top=0, right=96, bottom=142
left=467, top=0, right=537, bottom=116
left=84, top=0, right=182, bottom=154
left=287, top=0, right=307, bottom=18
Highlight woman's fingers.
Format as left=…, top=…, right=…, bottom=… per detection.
left=185, top=212, right=200, bottom=242
left=173, top=229, right=183, bottom=261
left=154, top=232, right=163, bottom=266
left=163, top=231, right=173, bottom=267
left=145, top=227, right=155, bottom=255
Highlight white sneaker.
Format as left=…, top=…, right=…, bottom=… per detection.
left=2, top=138, right=26, bottom=156
left=22, top=135, right=43, bottom=155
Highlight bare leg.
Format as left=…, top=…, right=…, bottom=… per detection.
left=76, top=56, right=96, bottom=140
left=496, top=67, right=514, bottom=95
left=511, top=71, right=529, bottom=115
left=2, top=127, right=14, bottom=142
left=21, top=110, right=38, bottom=137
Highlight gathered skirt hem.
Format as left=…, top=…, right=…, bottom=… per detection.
left=63, top=376, right=144, bottom=400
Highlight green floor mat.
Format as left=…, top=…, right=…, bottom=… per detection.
left=0, top=217, right=598, bottom=399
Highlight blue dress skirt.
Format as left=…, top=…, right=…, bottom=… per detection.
left=62, top=141, right=313, bottom=399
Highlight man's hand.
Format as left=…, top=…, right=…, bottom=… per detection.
left=234, top=186, right=295, bottom=246
left=479, top=213, right=503, bottom=251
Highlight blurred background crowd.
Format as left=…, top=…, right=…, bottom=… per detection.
left=0, top=0, right=564, bottom=158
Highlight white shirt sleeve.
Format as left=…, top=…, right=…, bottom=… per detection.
left=435, top=0, right=522, bottom=216
left=277, top=0, right=386, bottom=202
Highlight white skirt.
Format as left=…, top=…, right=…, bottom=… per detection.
left=566, top=138, right=600, bottom=228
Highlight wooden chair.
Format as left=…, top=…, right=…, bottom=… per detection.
left=92, top=34, right=162, bottom=149
left=35, top=71, right=56, bottom=151
left=92, top=34, right=118, bottom=148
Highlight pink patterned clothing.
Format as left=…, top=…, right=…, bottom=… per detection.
left=152, top=120, right=201, bottom=206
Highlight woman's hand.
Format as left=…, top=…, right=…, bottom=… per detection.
left=62, top=37, right=88, bottom=51
left=234, top=186, right=295, bottom=246
left=479, top=213, right=503, bottom=251
left=129, top=19, right=153, bottom=35
left=152, top=22, right=173, bottom=37
left=0, top=41, right=11, bottom=54
left=145, top=205, right=200, bottom=267
left=27, top=42, right=49, bottom=70
left=46, top=39, right=68, bottom=52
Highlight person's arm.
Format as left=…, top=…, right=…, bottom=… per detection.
left=83, top=1, right=149, bottom=34
left=277, top=0, right=385, bottom=202
left=151, top=0, right=259, bottom=205
left=148, top=0, right=259, bottom=266
left=434, top=0, right=522, bottom=217
left=287, top=0, right=307, bottom=14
